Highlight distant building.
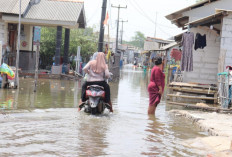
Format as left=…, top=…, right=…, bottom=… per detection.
left=144, top=37, right=173, bottom=51
left=0, top=0, right=86, bottom=73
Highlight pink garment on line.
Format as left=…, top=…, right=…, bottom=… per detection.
left=148, top=66, right=165, bottom=106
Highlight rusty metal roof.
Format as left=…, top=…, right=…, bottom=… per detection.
left=24, top=0, right=85, bottom=26
left=0, top=0, right=30, bottom=15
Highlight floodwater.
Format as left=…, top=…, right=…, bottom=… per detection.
left=0, top=65, right=210, bottom=157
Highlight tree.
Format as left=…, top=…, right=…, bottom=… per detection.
left=124, top=31, right=145, bottom=49
left=40, top=27, right=98, bottom=69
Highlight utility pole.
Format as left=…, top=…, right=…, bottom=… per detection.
left=98, top=0, right=107, bottom=52
left=14, top=0, right=21, bottom=88
left=120, top=20, right=128, bottom=44
left=154, top=12, right=158, bottom=38
left=111, top=4, right=127, bottom=53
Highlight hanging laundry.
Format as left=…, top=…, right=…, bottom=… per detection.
left=181, top=32, right=194, bottom=72
left=194, top=33, right=206, bottom=50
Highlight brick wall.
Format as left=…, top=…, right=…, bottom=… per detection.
left=183, top=27, right=220, bottom=84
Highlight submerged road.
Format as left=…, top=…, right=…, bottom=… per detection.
left=0, top=65, right=209, bottom=156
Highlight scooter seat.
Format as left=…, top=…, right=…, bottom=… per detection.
left=87, top=85, right=104, bottom=90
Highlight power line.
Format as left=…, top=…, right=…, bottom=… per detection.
left=111, top=4, right=127, bottom=52
left=157, top=25, right=173, bottom=37
left=119, top=20, right=128, bottom=44
left=86, top=2, right=102, bottom=23
left=126, top=0, right=177, bottom=30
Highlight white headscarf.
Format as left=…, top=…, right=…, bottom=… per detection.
left=91, top=52, right=98, bottom=61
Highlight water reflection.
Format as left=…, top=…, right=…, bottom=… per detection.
left=0, top=88, right=19, bottom=110
left=77, top=115, right=110, bottom=156
left=0, top=78, right=83, bottom=110
left=142, top=115, right=165, bottom=156
left=0, top=65, right=211, bottom=156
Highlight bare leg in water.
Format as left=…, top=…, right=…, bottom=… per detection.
left=148, top=103, right=157, bottom=115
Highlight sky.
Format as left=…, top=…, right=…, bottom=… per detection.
left=83, top=0, right=197, bottom=41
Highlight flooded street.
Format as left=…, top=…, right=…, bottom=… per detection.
left=0, top=65, right=209, bottom=157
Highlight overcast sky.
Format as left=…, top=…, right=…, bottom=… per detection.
left=83, top=0, right=196, bottom=41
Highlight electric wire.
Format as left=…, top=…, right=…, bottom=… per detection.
left=125, top=0, right=177, bottom=30
left=86, top=2, right=102, bottom=23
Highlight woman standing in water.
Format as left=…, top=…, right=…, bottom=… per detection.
left=148, top=57, right=165, bottom=115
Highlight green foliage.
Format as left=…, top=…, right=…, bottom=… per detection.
left=69, top=27, right=98, bottom=62
left=40, top=27, right=98, bottom=69
left=40, top=27, right=56, bottom=69
left=123, top=31, right=145, bottom=49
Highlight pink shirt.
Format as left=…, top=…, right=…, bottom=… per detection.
left=83, top=62, right=110, bottom=82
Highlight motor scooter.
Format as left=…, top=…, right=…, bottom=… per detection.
left=79, top=85, right=111, bottom=115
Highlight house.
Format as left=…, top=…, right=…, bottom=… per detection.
left=118, top=44, right=141, bottom=64
left=0, top=0, right=86, bottom=73
left=164, top=0, right=232, bottom=107
left=144, top=37, right=173, bottom=51
left=166, top=0, right=232, bottom=84
left=143, top=37, right=173, bottom=68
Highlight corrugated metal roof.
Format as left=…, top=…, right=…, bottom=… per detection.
left=24, top=0, right=84, bottom=24
left=0, top=0, right=30, bottom=15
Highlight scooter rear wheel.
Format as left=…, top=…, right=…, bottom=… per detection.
left=91, top=107, right=98, bottom=115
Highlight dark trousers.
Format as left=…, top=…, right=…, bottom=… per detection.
left=81, top=81, right=111, bottom=103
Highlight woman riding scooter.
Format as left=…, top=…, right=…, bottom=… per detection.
left=80, top=52, right=113, bottom=112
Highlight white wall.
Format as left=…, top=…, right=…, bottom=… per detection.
left=184, top=0, right=232, bottom=22
left=20, top=25, right=33, bottom=51
left=183, top=27, right=220, bottom=84
left=0, top=19, right=5, bottom=43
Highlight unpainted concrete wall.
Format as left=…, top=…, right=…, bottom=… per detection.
left=183, top=27, right=220, bottom=84
left=220, top=14, right=232, bottom=72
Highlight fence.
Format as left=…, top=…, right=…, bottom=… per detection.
left=218, top=72, right=231, bottom=109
